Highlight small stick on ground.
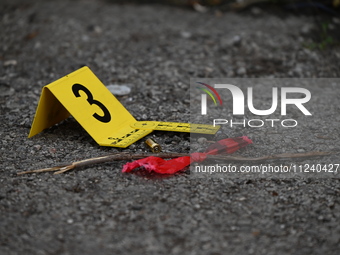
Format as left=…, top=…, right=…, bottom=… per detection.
left=207, top=151, right=334, bottom=161
left=17, top=152, right=187, bottom=175
left=17, top=151, right=335, bottom=175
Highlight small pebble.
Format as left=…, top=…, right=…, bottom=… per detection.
left=180, top=31, right=192, bottom=39
left=236, top=67, right=247, bottom=75
left=33, top=145, right=41, bottom=151
left=232, top=35, right=241, bottom=46
left=49, top=148, right=57, bottom=154
left=3, top=60, right=17, bottom=66
left=107, top=84, right=131, bottom=96
left=197, top=137, right=207, bottom=144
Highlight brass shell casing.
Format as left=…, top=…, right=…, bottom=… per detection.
left=145, top=138, right=162, bottom=153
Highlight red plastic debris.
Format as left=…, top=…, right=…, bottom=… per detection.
left=122, top=136, right=252, bottom=175
left=205, top=136, right=253, bottom=155
left=190, top=152, right=207, bottom=163
left=122, top=156, right=191, bottom=174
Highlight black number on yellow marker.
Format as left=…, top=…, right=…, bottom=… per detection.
left=72, top=84, right=111, bottom=123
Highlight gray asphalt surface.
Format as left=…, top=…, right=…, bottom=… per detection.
left=1, top=0, right=340, bottom=254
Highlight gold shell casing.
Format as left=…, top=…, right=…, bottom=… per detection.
left=145, top=138, right=162, bottom=153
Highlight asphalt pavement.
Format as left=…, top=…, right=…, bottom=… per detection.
left=0, top=0, right=340, bottom=254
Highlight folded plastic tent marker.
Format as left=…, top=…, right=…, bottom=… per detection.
left=28, top=66, right=220, bottom=148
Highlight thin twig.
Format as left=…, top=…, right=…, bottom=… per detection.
left=17, top=151, right=335, bottom=175
left=17, top=152, right=187, bottom=175
left=206, top=151, right=334, bottom=162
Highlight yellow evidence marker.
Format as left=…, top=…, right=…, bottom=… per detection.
left=28, top=66, right=220, bottom=148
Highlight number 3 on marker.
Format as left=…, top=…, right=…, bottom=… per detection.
left=72, top=84, right=111, bottom=123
